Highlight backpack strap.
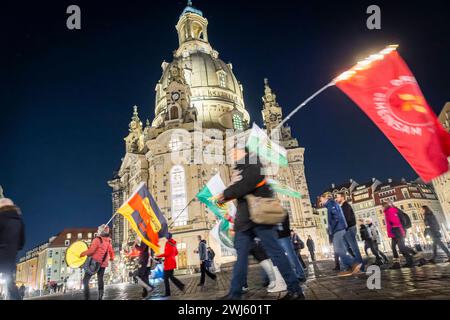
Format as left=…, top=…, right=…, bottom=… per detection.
left=97, top=237, right=109, bottom=264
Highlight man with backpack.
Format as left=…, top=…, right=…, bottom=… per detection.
left=80, top=225, right=115, bottom=300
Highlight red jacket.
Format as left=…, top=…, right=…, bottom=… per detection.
left=156, top=239, right=178, bottom=271
left=81, top=236, right=115, bottom=268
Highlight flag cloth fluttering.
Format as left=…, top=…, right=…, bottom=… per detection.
left=247, top=123, right=288, bottom=167
left=335, top=45, right=450, bottom=182
left=267, top=179, right=302, bottom=199
left=196, top=174, right=236, bottom=250
left=116, top=183, right=168, bottom=254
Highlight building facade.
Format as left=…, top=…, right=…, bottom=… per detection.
left=108, top=2, right=317, bottom=272
left=432, top=102, right=450, bottom=230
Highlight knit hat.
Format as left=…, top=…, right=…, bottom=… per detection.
left=98, top=224, right=110, bottom=236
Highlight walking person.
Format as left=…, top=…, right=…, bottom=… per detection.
left=19, top=284, right=26, bottom=300
left=422, top=205, right=450, bottom=263
left=0, top=198, right=25, bottom=300
left=195, top=236, right=217, bottom=286
left=335, top=193, right=364, bottom=269
left=277, top=218, right=306, bottom=282
left=134, top=239, right=155, bottom=299
left=80, top=225, right=115, bottom=300
left=156, top=233, right=185, bottom=297
left=216, top=146, right=304, bottom=300
left=320, top=193, right=362, bottom=276
left=306, top=235, right=316, bottom=262
left=366, top=218, right=389, bottom=264
left=383, top=202, right=414, bottom=268
left=359, top=219, right=384, bottom=265
left=290, top=229, right=307, bottom=270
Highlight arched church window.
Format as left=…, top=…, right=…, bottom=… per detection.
left=218, top=72, right=227, bottom=88
left=170, top=106, right=179, bottom=119
left=170, top=165, right=188, bottom=226
left=232, top=114, right=244, bottom=130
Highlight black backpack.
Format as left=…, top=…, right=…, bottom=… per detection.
left=397, top=209, right=412, bottom=230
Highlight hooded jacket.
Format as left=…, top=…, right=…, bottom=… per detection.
left=424, top=211, right=441, bottom=237
left=0, top=205, right=25, bottom=273
left=157, top=238, right=178, bottom=271
left=384, top=207, right=405, bottom=238
left=325, top=199, right=348, bottom=236
left=198, top=239, right=207, bottom=261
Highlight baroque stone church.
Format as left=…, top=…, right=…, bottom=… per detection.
left=108, top=1, right=317, bottom=271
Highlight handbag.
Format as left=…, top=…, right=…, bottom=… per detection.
left=83, top=237, right=109, bottom=276
left=246, top=180, right=286, bottom=225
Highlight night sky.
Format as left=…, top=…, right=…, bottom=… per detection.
left=2, top=0, right=449, bottom=254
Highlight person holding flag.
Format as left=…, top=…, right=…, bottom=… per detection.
left=80, top=225, right=115, bottom=300
left=215, top=144, right=304, bottom=300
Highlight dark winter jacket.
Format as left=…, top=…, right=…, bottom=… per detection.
left=0, top=205, right=25, bottom=273
left=198, top=240, right=207, bottom=261
left=424, top=211, right=441, bottom=237
left=306, top=238, right=315, bottom=252
left=222, top=155, right=273, bottom=232
left=340, top=201, right=356, bottom=228
left=136, top=242, right=150, bottom=268
left=325, top=199, right=348, bottom=236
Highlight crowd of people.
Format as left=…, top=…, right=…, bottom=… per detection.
left=320, top=191, right=450, bottom=276
left=2, top=144, right=450, bottom=301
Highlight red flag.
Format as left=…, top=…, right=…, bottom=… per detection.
left=335, top=46, right=450, bottom=182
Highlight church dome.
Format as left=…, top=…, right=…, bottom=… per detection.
left=152, top=2, right=250, bottom=129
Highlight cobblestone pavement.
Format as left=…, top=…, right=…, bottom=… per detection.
left=29, top=254, right=450, bottom=300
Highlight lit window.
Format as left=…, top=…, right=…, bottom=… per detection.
left=64, top=240, right=70, bottom=247
left=77, top=233, right=82, bottom=239
left=232, top=114, right=244, bottom=130
left=218, top=72, right=227, bottom=88
left=169, top=136, right=183, bottom=152
left=88, top=233, right=92, bottom=238
left=170, top=165, right=188, bottom=226
left=66, top=233, right=71, bottom=239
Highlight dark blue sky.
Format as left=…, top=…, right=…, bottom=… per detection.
left=2, top=0, right=449, bottom=253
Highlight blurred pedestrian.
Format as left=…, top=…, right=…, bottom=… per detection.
left=195, top=235, right=217, bottom=286
left=306, top=235, right=315, bottom=262
left=277, top=218, right=306, bottom=282
left=134, top=238, right=155, bottom=299
left=383, top=202, right=414, bottom=268
left=156, top=233, right=185, bottom=297
left=320, top=192, right=361, bottom=276
left=422, top=205, right=450, bottom=263
left=335, top=193, right=364, bottom=269
left=216, top=146, right=304, bottom=300
left=290, top=229, right=307, bottom=269
left=0, top=198, right=25, bottom=300
left=80, top=224, right=115, bottom=300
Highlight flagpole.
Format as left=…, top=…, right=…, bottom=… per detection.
left=274, top=81, right=335, bottom=131
left=168, top=197, right=195, bottom=228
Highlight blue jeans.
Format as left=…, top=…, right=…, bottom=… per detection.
left=229, top=225, right=302, bottom=298
left=278, top=237, right=305, bottom=279
left=333, top=229, right=357, bottom=270
left=344, top=226, right=363, bottom=264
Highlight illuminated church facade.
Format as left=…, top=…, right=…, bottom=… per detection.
left=108, top=1, right=317, bottom=271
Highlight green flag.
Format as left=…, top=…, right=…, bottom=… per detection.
left=246, top=123, right=288, bottom=167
